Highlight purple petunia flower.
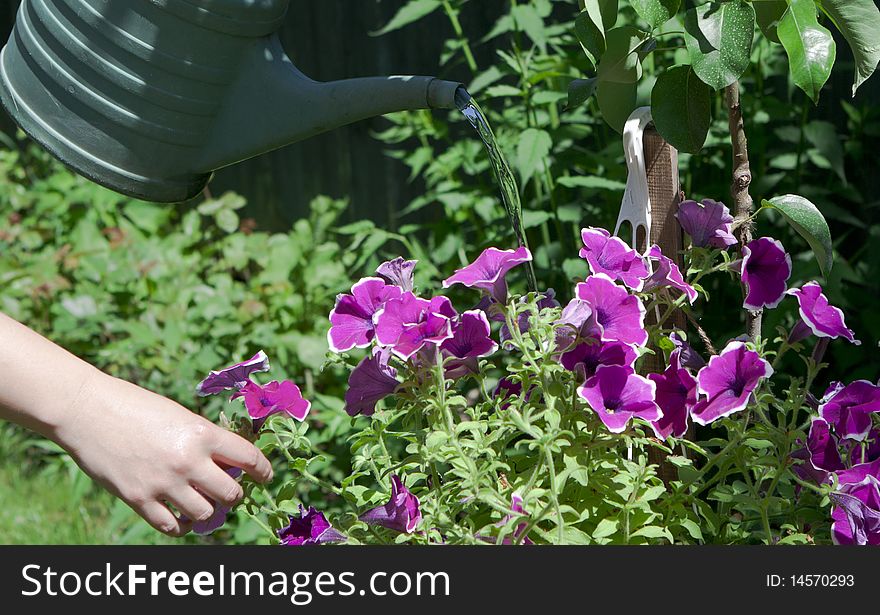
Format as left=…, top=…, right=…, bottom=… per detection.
left=376, top=257, right=417, bottom=293
left=344, top=348, right=399, bottom=417
left=741, top=237, right=792, bottom=310
left=819, top=380, right=880, bottom=442
left=578, top=227, right=649, bottom=290
left=577, top=365, right=660, bottom=433
left=235, top=379, right=311, bottom=422
left=478, top=493, right=534, bottom=545
left=642, top=245, right=698, bottom=304
left=669, top=332, right=706, bottom=370
left=360, top=475, right=422, bottom=534
left=574, top=274, right=648, bottom=347
left=561, top=339, right=637, bottom=378
left=196, top=351, right=270, bottom=396
left=442, top=310, right=499, bottom=377
left=675, top=199, right=737, bottom=249
left=328, top=278, right=403, bottom=353
left=191, top=467, right=243, bottom=535
left=374, top=293, right=455, bottom=360
left=792, top=417, right=846, bottom=485
left=691, top=341, right=773, bottom=425
left=278, top=505, right=347, bottom=546
left=648, top=350, right=697, bottom=440
left=787, top=281, right=860, bottom=345
left=830, top=477, right=880, bottom=546
left=442, top=246, right=532, bottom=304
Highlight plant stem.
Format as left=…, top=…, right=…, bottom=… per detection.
left=724, top=81, right=762, bottom=340
left=441, top=0, right=478, bottom=73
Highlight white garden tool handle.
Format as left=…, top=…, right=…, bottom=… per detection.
left=614, top=106, right=653, bottom=248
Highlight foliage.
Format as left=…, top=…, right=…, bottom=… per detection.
left=0, top=139, right=406, bottom=542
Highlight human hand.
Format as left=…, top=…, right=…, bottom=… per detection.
left=53, top=371, right=273, bottom=536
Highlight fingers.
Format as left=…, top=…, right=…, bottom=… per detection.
left=166, top=487, right=216, bottom=524
left=212, top=430, right=273, bottom=483
left=193, top=464, right=244, bottom=508
left=138, top=501, right=191, bottom=537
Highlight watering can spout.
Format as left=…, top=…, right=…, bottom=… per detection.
left=199, top=35, right=463, bottom=173
left=0, top=0, right=463, bottom=202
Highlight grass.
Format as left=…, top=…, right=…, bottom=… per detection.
left=0, top=425, right=174, bottom=545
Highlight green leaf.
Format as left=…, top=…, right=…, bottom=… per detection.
left=597, top=26, right=646, bottom=84
left=512, top=4, right=547, bottom=48
left=584, top=0, right=619, bottom=30
left=630, top=0, right=680, bottom=29
left=778, top=0, right=836, bottom=104
left=683, top=1, right=755, bottom=90
left=575, top=10, right=605, bottom=68
left=762, top=195, right=833, bottom=278
left=566, top=78, right=598, bottom=108
left=817, top=0, right=880, bottom=94
left=754, top=0, right=788, bottom=43
left=592, top=517, right=619, bottom=539
left=597, top=79, right=638, bottom=133
left=557, top=175, right=625, bottom=190
left=651, top=65, right=711, bottom=153
left=371, top=0, right=441, bottom=36
left=516, top=128, right=552, bottom=185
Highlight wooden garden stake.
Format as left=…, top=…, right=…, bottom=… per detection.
left=641, top=125, right=690, bottom=484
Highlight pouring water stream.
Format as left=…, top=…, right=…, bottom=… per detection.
left=456, top=89, right=538, bottom=293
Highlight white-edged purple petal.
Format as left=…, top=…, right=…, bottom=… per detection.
left=577, top=365, right=660, bottom=433
left=579, top=227, right=649, bottom=290
left=691, top=341, right=773, bottom=425
left=279, top=505, right=347, bottom=545
left=574, top=274, right=648, bottom=347
left=741, top=237, right=792, bottom=310
left=819, top=380, right=880, bottom=442
left=642, top=244, right=697, bottom=304
left=675, top=199, right=737, bottom=249
left=648, top=350, right=697, bottom=440
left=196, top=351, right=270, bottom=396
left=376, top=257, right=417, bottom=292
left=344, top=349, right=399, bottom=417
left=442, top=246, right=532, bottom=303
left=360, top=475, right=422, bottom=534
left=787, top=281, right=860, bottom=345
left=327, top=278, right=403, bottom=352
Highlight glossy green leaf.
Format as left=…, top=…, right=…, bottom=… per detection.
left=651, top=65, right=711, bottom=153
left=371, top=0, right=441, bottom=36
left=584, top=0, right=619, bottom=30
left=630, top=0, right=680, bottom=29
left=597, top=79, right=638, bottom=133
left=566, top=77, right=598, bottom=109
left=817, top=0, right=880, bottom=94
left=516, top=128, right=552, bottom=185
left=762, top=195, right=833, bottom=278
left=683, top=1, right=755, bottom=90
left=778, top=0, right=836, bottom=104
left=754, top=0, right=788, bottom=43
left=575, top=10, right=605, bottom=68
left=597, top=26, right=646, bottom=84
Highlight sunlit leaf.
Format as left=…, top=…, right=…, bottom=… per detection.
left=762, top=194, right=833, bottom=278
left=683, top=1, right=755, bottom=90
left=778, top=0, right=836, bottom=104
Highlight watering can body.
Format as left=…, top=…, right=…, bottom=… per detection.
left=0, top=0, right=461, bottom=202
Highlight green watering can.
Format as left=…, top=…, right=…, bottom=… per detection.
left=0, top=0, right=463, bottom=202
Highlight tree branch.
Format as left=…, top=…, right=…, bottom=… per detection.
left=724, top=81, right=762, bottom=340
